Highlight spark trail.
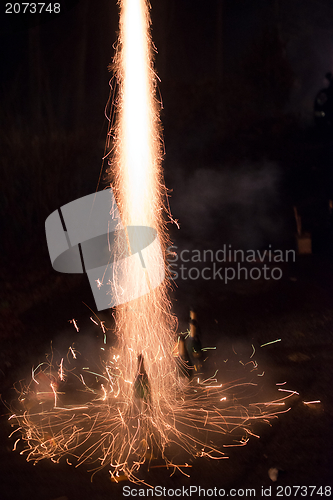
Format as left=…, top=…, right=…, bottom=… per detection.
left=8, top=0, right=299, bottom=484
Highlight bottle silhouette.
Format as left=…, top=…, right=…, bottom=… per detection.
left=133, top=354, right=150, bottom=403
left=186, top=308, right=203, bottom=371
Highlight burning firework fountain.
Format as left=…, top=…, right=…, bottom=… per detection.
left=9, top=0, right=298, bottom=485
left=111, top=0, right=178, bottom=418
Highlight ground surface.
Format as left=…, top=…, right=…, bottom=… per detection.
left=0, top=251, right=332, bottom=500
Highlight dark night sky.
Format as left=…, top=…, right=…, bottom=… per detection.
left=1, top=0, right=333, bottom=124
left=1, top=0, right=333, bottom=257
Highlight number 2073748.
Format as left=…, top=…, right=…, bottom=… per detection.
left=275, top=485, right=331, bottom=497
left=5, top=3, right=60, bottom=14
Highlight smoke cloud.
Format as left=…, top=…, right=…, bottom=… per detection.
left=169, top=161, right=284, bottom=250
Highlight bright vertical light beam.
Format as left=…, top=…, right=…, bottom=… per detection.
left=111, top=0, right=177, bottom=409
left=116, top=0, right=160, bottom=228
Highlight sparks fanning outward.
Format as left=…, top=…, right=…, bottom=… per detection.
left=8, top=0, right=300, bottom=484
